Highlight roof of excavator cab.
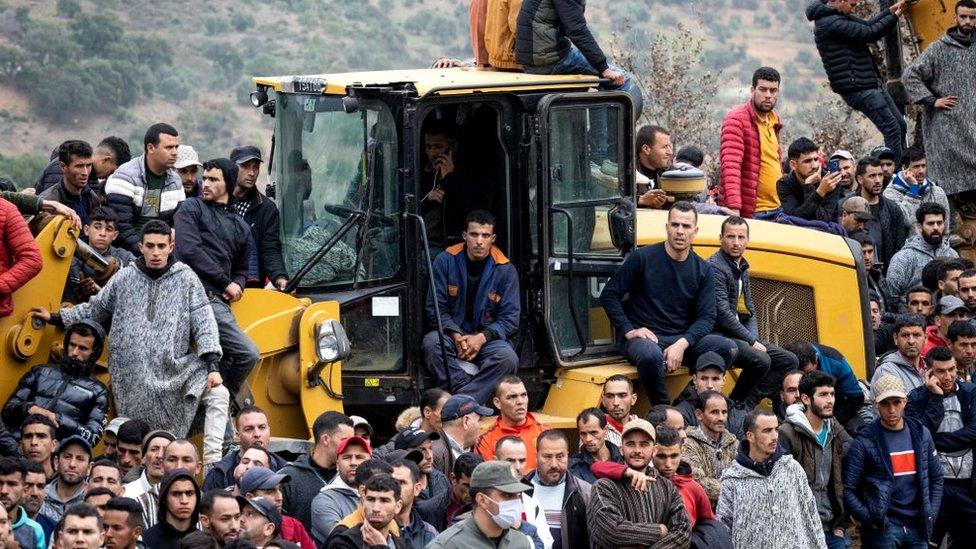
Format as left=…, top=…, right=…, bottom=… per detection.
left=252, top=66, right=602, bottom=97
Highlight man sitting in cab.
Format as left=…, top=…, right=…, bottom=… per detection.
left=424, top=210, right=520, bottom=405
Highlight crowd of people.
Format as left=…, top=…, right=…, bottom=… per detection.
left=0, top=0, right=972, bottom=548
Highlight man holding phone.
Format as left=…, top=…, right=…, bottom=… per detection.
left=884, top=147, right=952, bottom=236
left=420, top=120, right=492, bottom=256
left=777, top=137, right=845, bottom=223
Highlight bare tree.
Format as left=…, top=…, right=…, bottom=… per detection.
left=610, top=22, right=723, bottom=154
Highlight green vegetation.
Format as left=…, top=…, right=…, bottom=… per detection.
left=0, top=0, right=870, bottom=185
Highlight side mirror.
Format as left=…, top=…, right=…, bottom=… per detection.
left=607, top=198, right=635, bottom=253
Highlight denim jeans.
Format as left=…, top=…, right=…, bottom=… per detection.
left=622, top=334, right=735, bottom=405
left=840, top=87, right=907, bottom=168
left=753, top=207, right=782, bottom=220
left=210, top=298, right=261, bottom=395
left=860, top=525, right=928, bottom=549
left=201, top=384, right=229, bottom=466
left=524, top=46, right=644, bottom=161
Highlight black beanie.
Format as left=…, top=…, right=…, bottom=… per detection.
left=202, top=157, right=239, bottom=198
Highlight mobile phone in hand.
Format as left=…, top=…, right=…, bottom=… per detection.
left=827, top=159, right=840, bottom=174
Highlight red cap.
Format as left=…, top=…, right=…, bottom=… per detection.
left=336, top=435, right=372, bottom=456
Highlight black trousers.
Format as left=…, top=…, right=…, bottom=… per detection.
left=933, top=479, right=976, bottom=548
left=729, top=339, right=798, bottom=409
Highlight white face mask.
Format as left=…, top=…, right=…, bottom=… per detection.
left=486, top=495, right=522, bottom=529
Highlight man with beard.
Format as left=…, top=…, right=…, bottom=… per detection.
left=238, top=467, right=313, bottom=549
left=433, top=395, right=493, bottom=479
left=828, top=150, right=858, bottom=197
left=681, top=391, right=738, bottom=507
left=102, top=497, right=144, bottom=549
left=651, top=426, right=714, bottom=527
left=839, top=197, right=871, bottom=236
left=858, top=156, right=908, bottom=268
left=331, top=474, right=408, bottom=549
left=199, top=490, right=240, bottom=548
left=309, top=439, right=376, bottom=545
left=387, top=459, right=437, bottom=549
left=1, top=321, right=109, bottom=447
left=718, top=409, right=826, bottom=549
left=673, top=353, right=746, bottom=439
left=777, top=137, right=845, bottom=223
left=948, top=320, right=976, bottom=380
left=708, top=216, right=798, bottom=408
left=872, top=315, right=929, bottom=395
left=905, top=346, right=976, bottom=547
left=231, top=146, right=287, bottom=290
left=956, top=269, right=976, bottom=313
left=86, top=460, right=123, bottom=497
left=20, top=461, right=54, bottom=540
left=923, top=296, right=970, bottom=357
left=525, top=431, right=591, bottom=549
left=600, top=375, right=639, bottom=446
left=31, top=220, right=224, bottom=443
left=237, top=497, right=279, bottom=549
left=39, top=436, right=91, bottom=523
left=0, top=458, right=45, bottom=549
left=18, top=416, right=56, bottom=480
left=115, top=420, right=150, bottom=481
left=600, top=202, right=734, bottom=406
left=903, top=0, right=976, bottom=203
left=887, top=202, right=959, bottom=305
left=143, top=469, right=201, bottom=548
left=586, top=419, right=691, bottom=549
left=719, top=67, right=784, bottom=219
left=389, top=428, right=449, bottom=532
left=779, top=371, right=853, bottom=549
left=870, top=146, right=898, bottom=188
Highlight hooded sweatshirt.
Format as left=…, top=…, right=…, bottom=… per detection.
left=883, top=172, right=951, bottom=235
left=142, top=469, right=201, bottom=549
left=671, top=461, right=714, bottom=526
left=871, top=351, right=925, bottom=397
left=885, top=234, right=958, bottom=306
left=309, top=472, right=359, bottom=546
left=717, top=441, right=827, bottom=549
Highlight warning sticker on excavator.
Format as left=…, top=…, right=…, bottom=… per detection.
left=364, top=378, right=380, bottom=387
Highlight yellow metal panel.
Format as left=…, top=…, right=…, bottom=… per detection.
left=296, top=301, right=345, bottom=438
left=908, top=0, right=956, bottom=52
left=253, top=67, right=599, bottom=96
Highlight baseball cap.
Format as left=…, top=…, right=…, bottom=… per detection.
left=174, top=145, right=203, bottom=169
left=239, top=467, right=291, bottom=494
left=621, top=418, right=656, bottom=441
left=384, top=449, right=424, bottom=464
left=393, top=427, right=441, bottom=450
left=938, top=295, right=967, bottom=315
left=56, top=435, right=92, bottom=456
left=230, top=146, right=263, bottom=165
left=236, top=496, right=281, bottom=535
left=873, top=374, right=908, bottom=403
left=870, top=145, right=895, bottom=161
left=842, top=196, right=873, bottom=221
left=349, top=415, right=373, bottom=435
left=693, top=351, right=727, bottom=374
left=440, top=394, right=494, bottom=422
left=336, top=435, right=372, bottom=456
left=105, top=417, right=130, bottom=436
left=469, top=461, right=532, bottom=494
left=829, top=149, right=855, bottom=162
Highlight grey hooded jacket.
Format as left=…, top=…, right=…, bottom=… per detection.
left=885, top=234, right=958, bottom=305
left=871, top=351, right=926, bottom=397
left=310, top=474, right=359, bottom=547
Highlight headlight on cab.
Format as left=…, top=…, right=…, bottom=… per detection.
left=315, top=319, right=350, bottom=363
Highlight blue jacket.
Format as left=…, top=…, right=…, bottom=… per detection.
left=905, top=380, right=976, bottom=490
left=426, top=244, right=520, bottom=340
left=569, top=441, right=623, bottom=484
left=842, top=417, right=943, bottom=539
left=814, top=344, right=863, bottom=397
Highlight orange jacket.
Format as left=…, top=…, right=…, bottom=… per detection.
left=484, top=0, right=523, bottom=69
left=476, top=412, right=548, bottom=471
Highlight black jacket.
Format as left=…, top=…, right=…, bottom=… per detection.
left=414, top=468, right=451, bottom=531
left=37, top=181, right=102, bottom=225
left=515, top=0, right=609, bottom=72
left=524, top=472, right=592, bottom=549
left=806, top=0, right=898, bottom=93
left=866, top=196, right=908, bottom=269
left=707, top=250, right=756, bottom=344
left=330, top=525, right=408, bottom=549
left=173, top=197, right=251, bottom=297
left=143, top=469, right=201, bottom=549
left=279, top=453, right=335, bottom=530
left=235, top=189, right=287, bottom=284
left=35, top=160, right=101, bottom=195
left=777, top=171, right=844, bottom=223
left=906, top=380, right=976, bottom=491
left=201, top=448, right=288, bottom=491
left=1, top=321, right=109, bottom=446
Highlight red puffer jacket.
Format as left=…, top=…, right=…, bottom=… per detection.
left=719, top=101, right=782, bottom=218
left=0, top=198, right=42, bottom=316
